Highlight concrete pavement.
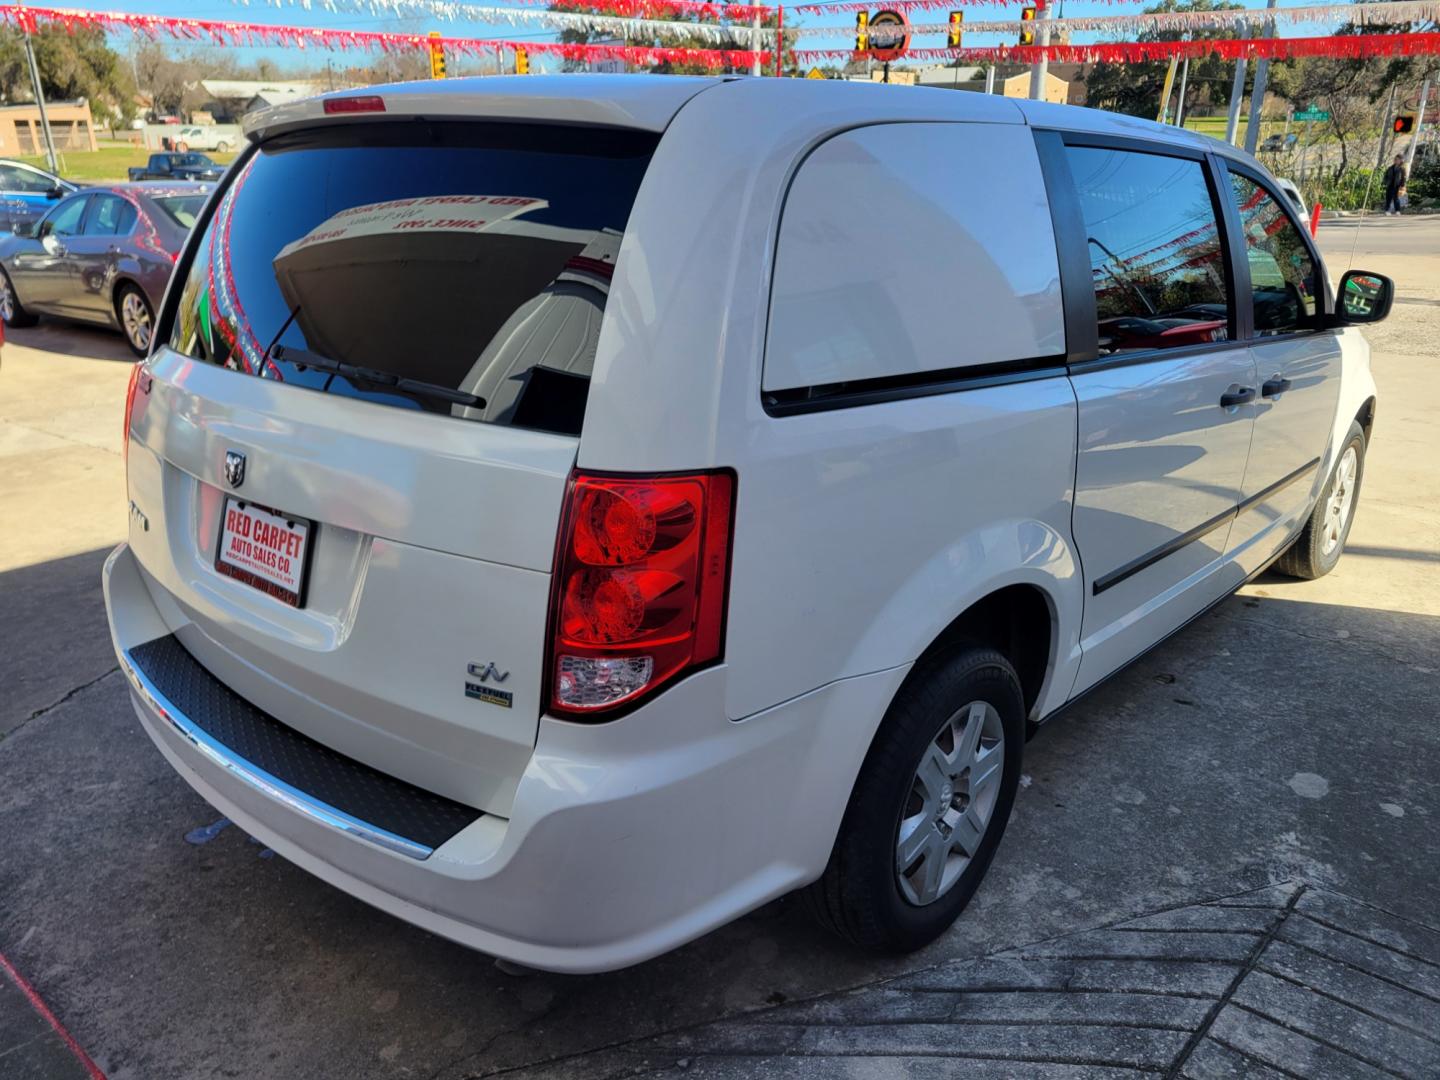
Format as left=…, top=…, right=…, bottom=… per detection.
left=0, top=219, right=1437, bottom=1078
left=514, top=883, right=1440, bottom=1077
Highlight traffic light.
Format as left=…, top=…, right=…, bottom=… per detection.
left=427, top=30, right=446, bottom=79
left=1395, top=114, right=1416, bottom=134
left=515, top=47, right=529, bottom=75
left=948, top=11, right=964, bottom=49
left=1019, top=6, right=1036, bottom=46
left=855, top=11, right=868, bottom=52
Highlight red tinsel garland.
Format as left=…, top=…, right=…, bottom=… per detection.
left=796, top=32, right=1440, bottom=64
left=0, top=4, right=769, bottom=69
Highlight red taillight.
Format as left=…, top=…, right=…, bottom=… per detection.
left=323, top=95, right=386, bottom=114
left=123, top=361, right=142, bottom=466
left=548, top=470, right=734, bottom=717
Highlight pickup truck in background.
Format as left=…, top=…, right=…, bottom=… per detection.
left=128, top=152, right=225, bottom=183
left=175, top=126, right=237, bottom=153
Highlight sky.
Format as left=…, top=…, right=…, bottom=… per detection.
left=89, top=0, right=1348, bottom=75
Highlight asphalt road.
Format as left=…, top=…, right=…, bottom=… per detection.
left=1, top=218, right=1437, bottom=1079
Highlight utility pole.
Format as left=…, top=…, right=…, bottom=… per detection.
left=22, top=31, right=58, bottom=174
left=1028, top=2, right=1052, bottom=101
left=1405, top=73, right=1431, bottom=173
left=1243, top=0, right=1278, bottom=155
left=750, top=13, right=760, bottom=76
left=984, top=65, right=995, bottom=95
left=1224, top=17, right=1250, bottom=146
left=775, top=4, right=783, bottom=78
left=1375, top=83, right=1398, bottom=172
left=1174, top=55, right=1190, bottom=126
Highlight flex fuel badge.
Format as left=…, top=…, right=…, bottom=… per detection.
left=466, top=682, right=513, bottom=708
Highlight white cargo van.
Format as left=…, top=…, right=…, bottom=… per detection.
left=105, top=76, right=1390, bottom=973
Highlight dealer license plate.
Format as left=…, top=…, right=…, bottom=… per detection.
left=215, top=497, right=313, bottom=607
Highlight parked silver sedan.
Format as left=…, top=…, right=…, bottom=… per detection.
left=0, top=182, right=209, bottom=356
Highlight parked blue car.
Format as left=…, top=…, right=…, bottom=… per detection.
left=0, top=159, right=77, bottom=234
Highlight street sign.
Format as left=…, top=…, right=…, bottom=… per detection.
left=866, top=10, right=911, bottom=63
left=1294, top=109, right=1330, bottom=122
left=806, top=67, right=826, bottom=79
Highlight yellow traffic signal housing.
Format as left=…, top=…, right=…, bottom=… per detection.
left=855, top=11, right=868, bottom=52
left=948, top=11, right=964, bottom=49
left=515, top=47, right=530, bottom=75
left=1395, top=114, right=1416, bottom=134
left=428, top=30, right=446, bottom=79
left=1019, top=6, right=1036, bottom=46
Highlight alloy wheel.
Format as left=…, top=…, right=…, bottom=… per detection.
left=0, top=275, right=13, bottom=323
left=122, top=292, right=152, bottom=353
left=1320, top=445, right=1358, bottom=557
left=895, top=700, right=1005, bottom=906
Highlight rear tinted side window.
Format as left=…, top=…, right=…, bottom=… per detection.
left=1065, top=146, right=1231, bottom=355
left=84, top=194, right=137, bottom=236
left=764, top=123, right=1065, bottom=401
left=167, top=122, right=656, bottom=435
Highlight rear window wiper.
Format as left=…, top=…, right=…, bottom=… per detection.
left=270, top=344, right=486, bottom=410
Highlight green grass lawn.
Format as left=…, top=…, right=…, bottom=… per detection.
left=14, top=143, right=239, bottom=183
left=1183, top=115, right=1241, bottom=140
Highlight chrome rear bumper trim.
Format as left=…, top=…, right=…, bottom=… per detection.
left=120, top=645, right=434, bottom=861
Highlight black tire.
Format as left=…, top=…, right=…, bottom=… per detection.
left=115, top=283, right=154, bottom=358
left=803, top=645, right=1025, bottom=953
left=0, top=268, right=38, bottom=328
left=1275, top=420, right=1366, bottom=580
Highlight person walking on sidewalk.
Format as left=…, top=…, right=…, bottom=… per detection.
left=1383, top=154, right=1408, bottom=215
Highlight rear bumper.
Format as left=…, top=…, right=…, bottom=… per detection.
left=104, top=543, right=907, bottom=973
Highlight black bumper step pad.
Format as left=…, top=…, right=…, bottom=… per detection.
left=127, top=634, right=482, bottom=851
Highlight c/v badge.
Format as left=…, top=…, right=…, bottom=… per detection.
left=466, top=661, right=513, bottom=708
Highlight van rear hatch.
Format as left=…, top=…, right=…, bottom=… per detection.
left=124, top=118, right=657, bottom=816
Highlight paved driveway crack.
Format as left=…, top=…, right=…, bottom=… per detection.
left=1163, top=884, right=1306, bottom=1078
left=0, top=666, right=119, bottom=747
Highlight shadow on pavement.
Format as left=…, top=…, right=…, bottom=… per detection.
left=0, top=546, right=118, bottom=738
left=0, top=558, right=1435, bottom=1079
left=4, top=322, right=134, bottom=363
left=1341, top=543, right=1440, bottom=564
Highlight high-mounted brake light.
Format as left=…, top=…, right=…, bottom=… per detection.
left=123, top=361, right=142, bottom=467
left=323, top=95, right=386, bottom=115
left=548, top=471, right=735, bottom=717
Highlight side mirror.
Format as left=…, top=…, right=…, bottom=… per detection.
left=1336, top=270, right=1394, bottom=324
left=12, top=221, right=34, bottom=238
left=45, top=185, right=64, bottom=200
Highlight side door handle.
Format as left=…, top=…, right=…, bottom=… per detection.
left=1262, top=376, right=1292, bottom=398
left=1220, top=385, right=1256, bottom=408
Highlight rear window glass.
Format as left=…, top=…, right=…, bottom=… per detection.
left=152, top=195, right=204, bottom=228
left=167, top=122, right=656, bottom=435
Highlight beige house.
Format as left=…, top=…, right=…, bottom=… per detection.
left=916, top=65, right=1071, bottom=105
left=0, top=100, right=97, bottom=156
